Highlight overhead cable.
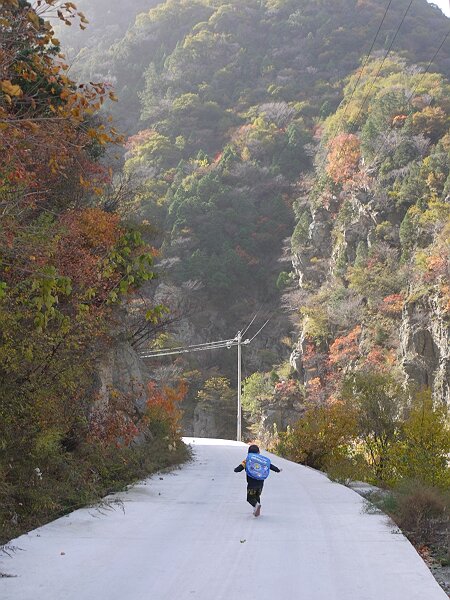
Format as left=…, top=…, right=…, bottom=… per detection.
left=372, top=27, right=450, bottom=162
left=349, top=0, right=414, bottom=130
left=340, top=0, right=394, bottom=125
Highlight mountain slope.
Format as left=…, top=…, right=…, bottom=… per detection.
left=59, top=0, right=450, bottom=437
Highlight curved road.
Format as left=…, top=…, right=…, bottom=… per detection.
left=0, top=438, right=447, bottom=600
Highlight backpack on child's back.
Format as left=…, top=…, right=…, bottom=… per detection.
left=245, top=453, right=271, bottom=480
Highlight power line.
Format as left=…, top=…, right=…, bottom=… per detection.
left=140, top=339, right=242, bottom=359
left=141, top=338, right=236, bottom=356
left=139, top=317, right=272, bottom=441
left=349, top=0, right=414, bottom=131
left=248, top=316, right=272, bottom=342
left=241, top=308, right=261, bottom=337
left=340, top=0, right=394, bottom=127
left=371, top=27, right=450, bottom=163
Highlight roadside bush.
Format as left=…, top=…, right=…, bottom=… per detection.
left=376, top=481, right=449, bottom=552
left=390, top=389, right=450, bottom=488
left=275, top=401, right=357, bottom=470
left=341, top=372, right=408, bottom=484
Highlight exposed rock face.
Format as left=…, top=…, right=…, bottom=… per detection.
left=290, top=184, right=449, bottom=407
left=292, top=205, right=333, bottom=288
left=401, top=295, right=450, bottom=405
left=97, top=336, right=149, bottom=413
left=258, top=399, right=305, bottom=433
left=193, top=401, right=235, bottom=439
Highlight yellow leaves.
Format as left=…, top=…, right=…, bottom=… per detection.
left=1, top=80, right=22, bottom=98
left=22, top=120, right=40, bottom=134
left=108, top=91, right=118, bottom=102
left=2, top=0, right=19, bottom=7
left=27, top=10, right=40, bottom=28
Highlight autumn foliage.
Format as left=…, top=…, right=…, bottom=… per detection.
left=0, top=2, right=178, bottom=543
left=326, top=133, right=361, bottom=184
left=0, top=1, right=121, bottom=193
left=328, top=326, right=362, bottom=367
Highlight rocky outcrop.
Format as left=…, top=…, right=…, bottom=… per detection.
left=96, top=336, right=150, bottom=413
left=193, top=400, right=235, bottom=439
left=292, top=205, right=333, bottom=288
left=400, top=295, right=450, bottom=406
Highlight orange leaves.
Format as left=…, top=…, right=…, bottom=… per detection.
left=145, top=381, right=187, bottom=438
left=379, top=294, right=404, bottom=316
left=326, top=133, right=361, bottom=185
left=0, top=2, right=122, bottom=188
left=425, top=254, right=447, bottom=279
left=1, top=80, right=22, bottom=97
left=56, top=209, right=122, bottom=300
left=88, top=381, right=186, bottom=448
left=328, top=326, right=362, bottom=367
left=69, top=208, right=122, bottom=249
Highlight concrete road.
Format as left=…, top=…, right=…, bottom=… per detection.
left=0, top=438, right=447, bottom=600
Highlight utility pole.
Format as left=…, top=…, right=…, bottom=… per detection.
left=237, top=330, right=242, bottom=442
left=139, top=318, right=270, bottom=442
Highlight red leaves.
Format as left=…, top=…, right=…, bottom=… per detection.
left=328, top=326, right=362, bottom=367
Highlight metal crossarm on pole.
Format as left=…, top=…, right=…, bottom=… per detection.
left=237, top=330, right=242, bottom=442
left=138, top=322, right=262, bottom=442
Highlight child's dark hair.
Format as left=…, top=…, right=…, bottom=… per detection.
left=248, top=444, right=260, bottom=454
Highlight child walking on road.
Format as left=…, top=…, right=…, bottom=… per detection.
left=234, top=444, right=281, bottom=517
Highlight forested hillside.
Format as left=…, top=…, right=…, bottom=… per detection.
left=63, top=0, right=450, bottom=439
left=2, top=0, right=450, bottom=554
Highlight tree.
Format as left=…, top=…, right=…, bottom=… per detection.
left=242, top=372, right=273, bottom=420
left=326, top=133, right=361, bottom=185
left=341, top=372, right=408, bottom=483
left=392, top=389, right=450, bottom=488
left=275, top=400, right=358, bottom=471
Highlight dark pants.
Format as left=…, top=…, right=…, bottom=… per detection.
left=247, top=485, right=263, bottom=507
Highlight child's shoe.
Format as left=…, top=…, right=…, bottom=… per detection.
left=253, top=503, right=261, bottom=517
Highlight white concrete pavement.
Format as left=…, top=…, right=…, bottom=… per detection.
left=0, top=437, right=447, bottom=600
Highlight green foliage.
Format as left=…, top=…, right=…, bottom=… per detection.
left=0, top=434, right=189, bottom=545
left=275, top=401, right=358, bottom=471
left=276, top=271, right=294, bottom=289
left=391, top=389, right=450, bottom=488
left=341, top=372, right=408, bottom=484
left=291, top=211, right=311, bottom=252
left=242, top=372, right=273, bottom=419
left=347, top=249, right=406, bottom=306
left=300, top=305, right=331, bottom=344
left=165, top=164, right=292, bottom=300
left=197, top=377, right=236, bottom=438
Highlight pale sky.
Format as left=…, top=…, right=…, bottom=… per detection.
left=428, top=0, right=450, bottom=16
